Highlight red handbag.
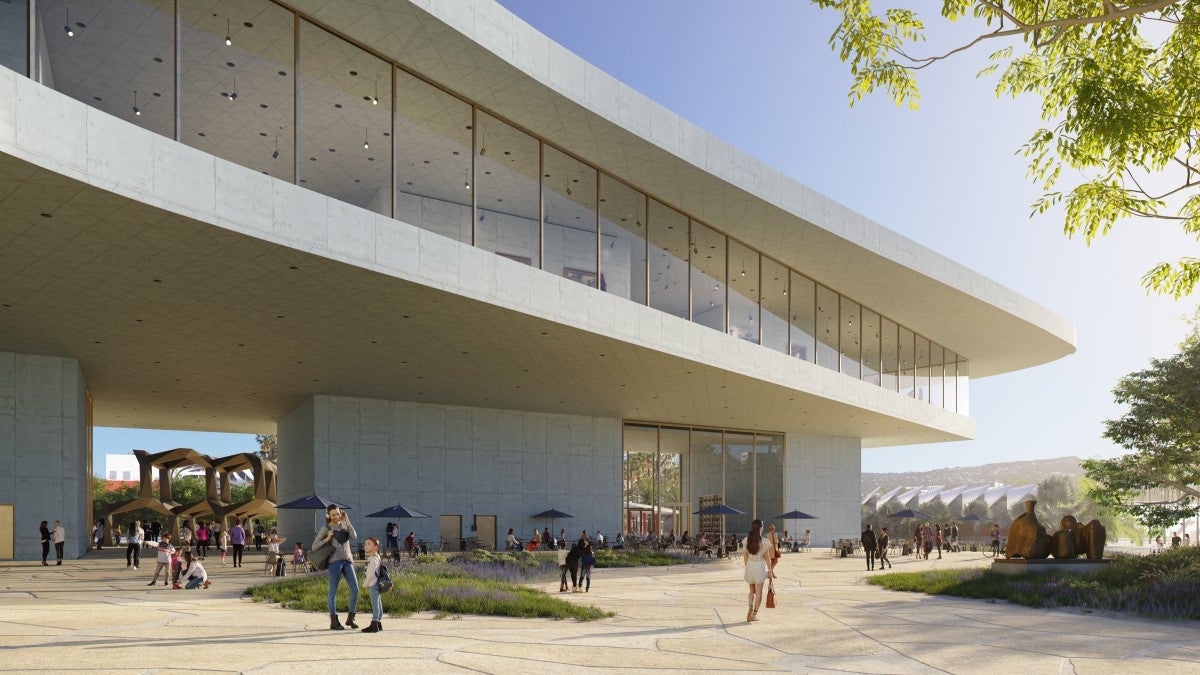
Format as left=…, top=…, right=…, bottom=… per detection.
left=765, top=581, right=776, bottom=609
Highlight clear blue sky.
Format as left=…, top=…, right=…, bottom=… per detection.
left=94, top=1, right=1198, bottom=476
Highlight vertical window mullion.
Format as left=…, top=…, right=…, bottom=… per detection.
left=173, top=0, right=181, bottom=141
left=389, top=65, right=397, bottom=219
left=470, top=107, right=477, bottom=246
left=292, top=12, right=300, bottom=185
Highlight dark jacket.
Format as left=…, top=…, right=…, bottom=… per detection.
left=861, top=528, right=877, bottom=550
left=878, top=533, right=890, bottom=551
left=565, top=542, right=582, bottom=566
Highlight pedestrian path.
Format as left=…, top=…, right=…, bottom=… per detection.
left=0, top=548, right=1196, bottom=672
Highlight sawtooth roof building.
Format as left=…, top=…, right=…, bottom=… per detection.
left=0, top=0, right=1074, bottom=559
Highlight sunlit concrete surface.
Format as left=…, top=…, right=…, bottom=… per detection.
left=1, top=547, right=1195, bottom=673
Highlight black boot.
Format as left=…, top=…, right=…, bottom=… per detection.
left=330, top=613, right=344, bottom=630
left=345, top=612, right=358, bottom=629
left=361, top=620, right=380, bottom=633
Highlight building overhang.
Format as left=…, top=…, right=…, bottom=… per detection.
left=279, top=0, right=1076, bottom=377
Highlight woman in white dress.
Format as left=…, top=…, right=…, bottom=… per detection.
left=742, top=519, right=771, bottom=622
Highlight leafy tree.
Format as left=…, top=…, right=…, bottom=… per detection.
left=813, top=0, right=1200, bottom=296
left=1083, top=316, right=1200, bottom=529
left=1034, top=473, right=1076, bottom=524
left=256, top=434, right=278, bottom=462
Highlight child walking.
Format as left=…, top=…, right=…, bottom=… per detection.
left=220, top=528, right=230, bottom=566
left=556, top=540, right=569, bottom=592
left=361, top=537, right=384, bottom=633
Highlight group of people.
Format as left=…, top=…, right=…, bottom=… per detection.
left=553, top=532, right=599, bottom=592
left=37, top=520, right=66, bottom=565
left=313, top=505, right=386, bottom=633
left=144, top=533, right=210, bottom=589
left=911, top=522, right=965, bottom=560
left=1154, top=531, right=1193, bottom=551
left=506, top=527, right=608, bottom=553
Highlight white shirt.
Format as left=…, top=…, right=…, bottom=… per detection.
left=130, top=526, right=144, bottom=545
left=53, top=526, right=65, bottom=543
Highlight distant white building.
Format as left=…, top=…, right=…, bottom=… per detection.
left=103, top=454, right=138, bottom=482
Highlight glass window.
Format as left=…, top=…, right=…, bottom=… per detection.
left=728, top=240, right=759, bottom=343
left=659, top=428, right=688, bottom=538
left=862, top=308, right=881, bottom=386
left=690, top=221, right=726, bottom=331
left=599, top=175, right=646, bottom=304
left=648, top=200, right=689, bottom=320
left=881, top=317, right=899, bottom=392
left=930, top=343, right=944, bottom=408
left=724, top=432, right=754, bottom=534
left=754, top=434, right=783, bottom=527
left=944, top=350, right=958, bottom=412
left=298, top=20, right=391, bottom=214
left=690, top=429, right=724, bottom=540
left=840, top=297, right=861, bottom=379
left=182, top=0, right=295, bottom=181
left=542, top=146, right=597, bottom=287
left=915, top=335, right=930, bottom=403
left=0, top=0, right=27, bottom=75
left=957, top=358, right=970, bottom=415
left=899, top=326, right=915, bottom=397
left=394, top=68, right=472, bottom=244
left=474, top=111, right=540, bottom=267
left=622, top=424, right=658, bottom=536
left=816, top=285, right=839, bottom=371
left=36, top=0, right=175, bottom=138
left=789, top=273, right=815, bottom=362
left=760, top=257, right=788, bottom=354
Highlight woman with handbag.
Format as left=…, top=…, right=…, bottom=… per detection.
left=766, top=523, right=781, bottom=579
left=313, top=505, right=359, bottom=630
left=742, top=519, right=771, bottom=622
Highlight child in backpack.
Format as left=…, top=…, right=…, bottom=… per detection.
left=361, top=537, right=384, bottom=633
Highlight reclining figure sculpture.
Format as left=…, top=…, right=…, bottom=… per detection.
left=1004, top=500, right=1106, bottom=560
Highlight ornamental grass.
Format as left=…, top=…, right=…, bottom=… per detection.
left=868, top=545, right=1200, bottom=620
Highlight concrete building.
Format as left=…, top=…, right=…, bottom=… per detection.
left=0, top=0, right=1074, bottom=559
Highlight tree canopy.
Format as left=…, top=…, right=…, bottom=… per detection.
left=813, top=0, right=1200, bottom=296
left=1082, top=314, right=1200, bottom=529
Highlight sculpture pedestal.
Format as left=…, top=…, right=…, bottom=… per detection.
left=991, top=558, right=1111, bottom=575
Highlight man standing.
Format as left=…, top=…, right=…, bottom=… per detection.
left=861, top=524, right=877, bottom=571
left=52, top=520, right=66, bottom=565
left=385, top=522, right=398, bottom=555
left=126, top=520, right=144, bottom=569
left=253, top=520, right=265, bottom=552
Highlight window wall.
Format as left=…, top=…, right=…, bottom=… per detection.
left=543, top=146, right=598, bottom=287
left=624, top=422, right=784, bottom=538
left=690, top=221, right=726, bottom=331
left=0, top=0, right=27, bottom=75
left=17, top=0, right=970, bottom=415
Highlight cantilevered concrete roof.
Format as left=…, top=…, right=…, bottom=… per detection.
left=280, top=0, right=1076, bottom=377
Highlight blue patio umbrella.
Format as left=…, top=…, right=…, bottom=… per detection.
left=774, top=510, right=819, bottom=546
left=365, top=504, right=431, bottom=519
left=693, top=504, right=747, bottom=548
left=532, top=508, right=574, bottom=543
left=887, top=508, right=933, bottom=545
left=276, top=493, right=352, bottom=510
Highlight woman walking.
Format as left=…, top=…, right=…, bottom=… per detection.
left=766, top=523, right=781, bottom=579
left=39, top=521, right=51, bottom=565
left=878, top=527, right=893, bottom=569
left=313, top=505, right=359, bottom=630
left=742, top=519, right=771, bottom=622
left=229, top=518, right=246, bottom=567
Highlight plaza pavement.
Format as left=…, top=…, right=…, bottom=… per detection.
left=0, top=546, right=1197, bottom=673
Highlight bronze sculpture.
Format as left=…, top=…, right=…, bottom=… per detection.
left=1003, top=500, right=1106, bottom=560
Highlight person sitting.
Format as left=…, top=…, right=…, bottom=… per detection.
left=404, top=532, right=416, bottom=557
left=613, top=533, right=625, bottom=550
left=680, top=531, right=691, bottom=547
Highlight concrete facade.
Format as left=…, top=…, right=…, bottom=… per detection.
left=0, top=351, right=89, bottom=560
left=277, top=395, right=623, bottom=548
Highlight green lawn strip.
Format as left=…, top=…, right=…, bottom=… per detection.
left=593, top=549, right=691, bottom=567
left=867, top=547, right=1200, bottom=620
left=249, top=573, right=610, bottom=621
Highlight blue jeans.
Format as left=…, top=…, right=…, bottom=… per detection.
left=581, top=565, right=592, bottom=590
left=368, top=583, right=383, bottom=622
left=185, top=576, right=204, bottom=589
left=327, top=559, right=360, bottom=613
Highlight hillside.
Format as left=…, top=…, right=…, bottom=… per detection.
left=862, top=456, right=1084, bottom=493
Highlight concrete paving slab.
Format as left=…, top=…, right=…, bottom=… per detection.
left=1, top=548, right=1197, bottom=673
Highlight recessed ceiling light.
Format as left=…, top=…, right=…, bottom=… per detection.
left=40, top=213, right=51, bottom=218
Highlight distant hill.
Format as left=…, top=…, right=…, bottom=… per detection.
left=863, top=456, right=1084, bottom=493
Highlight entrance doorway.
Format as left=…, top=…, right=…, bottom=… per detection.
left=439, top=514, right=461, bottom=552
left=0, top=504, right=12, bottom=559
left=475, top=514, right=496, bottom=551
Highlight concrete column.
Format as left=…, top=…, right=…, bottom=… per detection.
left=784, top=433, right=861, bottom=546
left=0, top=351, right=89, bottom=561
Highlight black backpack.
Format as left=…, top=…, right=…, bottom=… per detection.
left=376, top=562, right=393, bottom=592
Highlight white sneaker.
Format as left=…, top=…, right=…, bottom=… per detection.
left=132, top=566, right=138, bottom=570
